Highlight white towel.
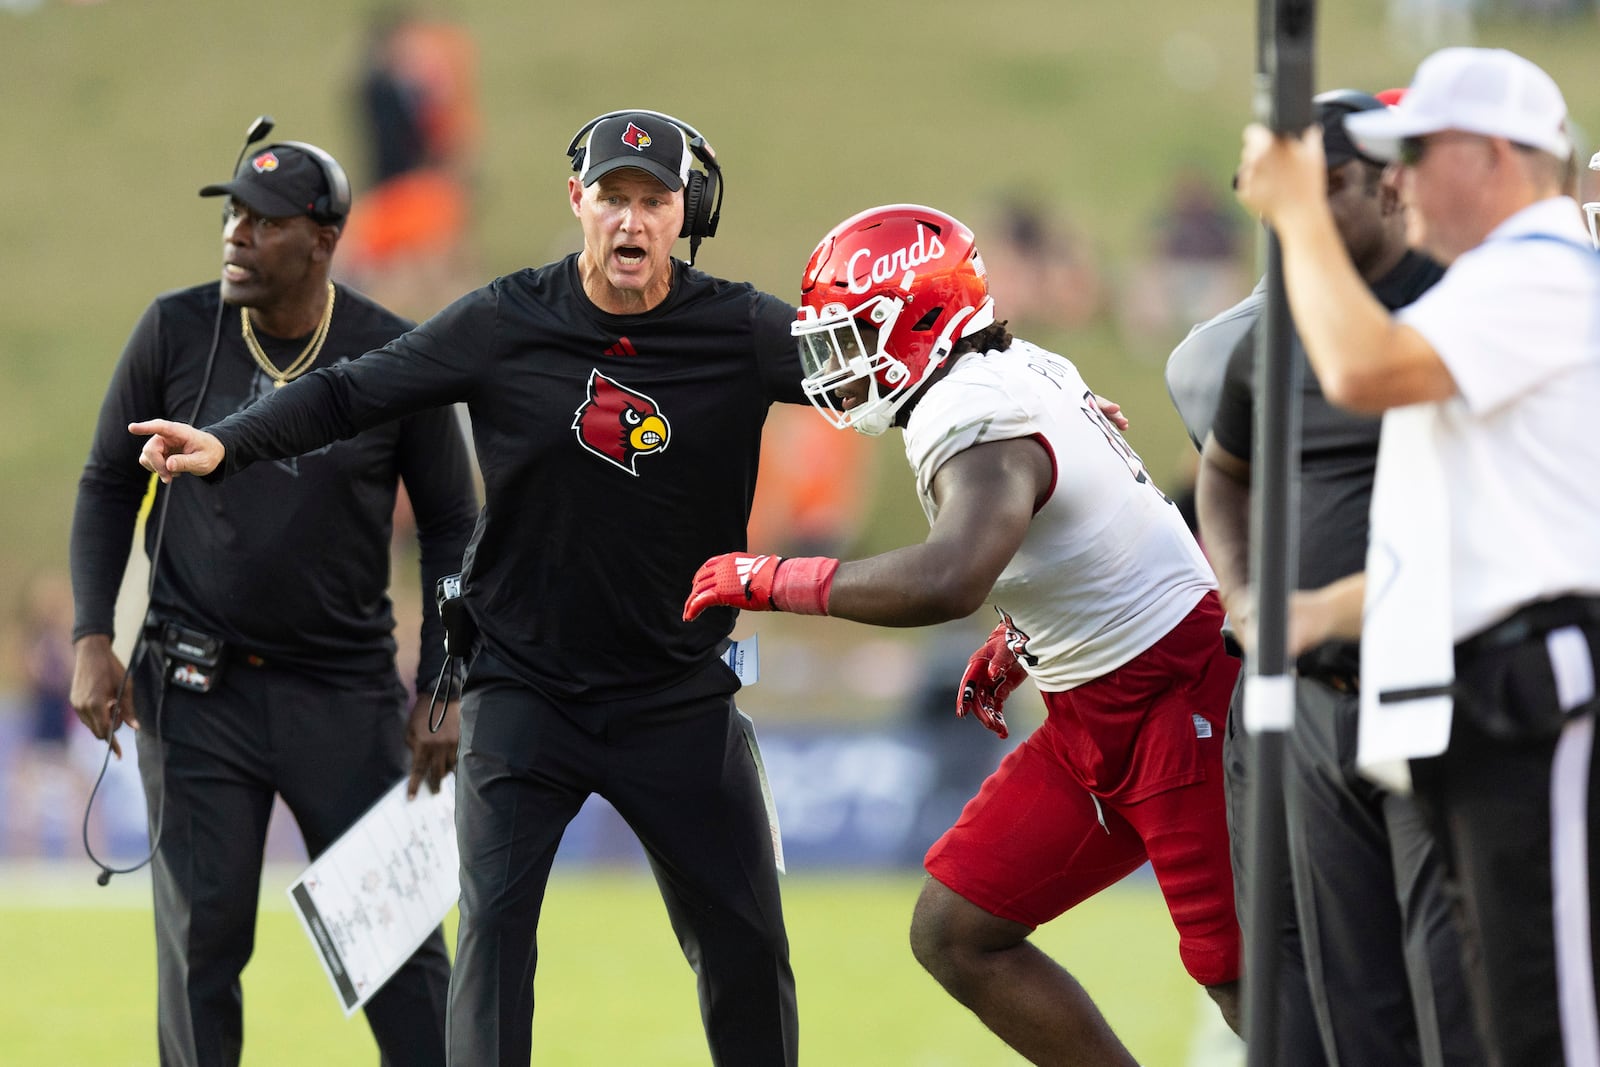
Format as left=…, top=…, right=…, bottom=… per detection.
left=1357, top=404, right=1456, bottom=794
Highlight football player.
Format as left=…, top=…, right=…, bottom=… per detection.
left=685, top=204, right=1243, bottom=1063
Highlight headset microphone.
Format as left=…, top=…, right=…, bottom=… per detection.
left=237, top=114, right=275, bottom=172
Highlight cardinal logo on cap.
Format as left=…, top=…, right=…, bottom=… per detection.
left=251, top=151, right=280, bottom=174
left=621, top=122, right=652, bottom=151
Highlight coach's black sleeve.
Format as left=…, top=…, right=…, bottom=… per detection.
left=209, top=284, right=500, bottom=476
left=394, top=403, right=479, bottom=694
left=69, top=300, right=167, bottom=642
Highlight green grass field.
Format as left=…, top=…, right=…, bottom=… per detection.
left=0, top=867, right=1226, bottom=1066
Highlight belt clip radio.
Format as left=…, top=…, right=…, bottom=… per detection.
left=161, top=623, right=226, bottom=693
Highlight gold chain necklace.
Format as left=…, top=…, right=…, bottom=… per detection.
left=240, top=282, right=336, bottom=388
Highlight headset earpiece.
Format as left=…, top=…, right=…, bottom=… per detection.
left=681, top=171, right=706, bottom=241
left=264, top=140, right=352, bottom=224
left=680, top=134, right=721, bottom=241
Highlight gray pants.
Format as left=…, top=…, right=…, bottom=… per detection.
left=1287, top=677, right=1481, bottom=1067
left=1225, top=673, right=1482, bottom=1066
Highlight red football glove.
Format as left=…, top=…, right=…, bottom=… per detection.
left=683, top=553, right=839, bottom=621
left=956, top=621, right=1028, bottom=739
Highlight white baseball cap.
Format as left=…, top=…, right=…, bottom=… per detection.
left=1344, top=47, right=1571, bottom=163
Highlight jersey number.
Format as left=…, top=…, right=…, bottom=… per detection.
left=1079, top=390, right=1170, bottom=504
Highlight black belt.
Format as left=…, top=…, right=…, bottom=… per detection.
left=1304, top=670, right=1359, bottom=695
left=1455, top=595, right=1600, bottom=663
left=1297, top=639, right=1361, bottom=695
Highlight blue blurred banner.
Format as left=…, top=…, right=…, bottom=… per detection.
left=0, top=699, right=1008, bottom=871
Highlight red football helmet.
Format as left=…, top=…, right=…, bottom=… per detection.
left=792, top=204, right=995, bottom=435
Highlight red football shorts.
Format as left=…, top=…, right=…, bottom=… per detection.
left=924, top=591, right=1241, bottom=986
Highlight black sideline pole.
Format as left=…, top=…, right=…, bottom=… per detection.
left=1245, top=0, right=1313, bottom=1063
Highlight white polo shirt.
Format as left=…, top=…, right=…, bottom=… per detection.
left=902, top=340, right=1214, bottom=690
left=1396, top=196, right=1600, bottom=639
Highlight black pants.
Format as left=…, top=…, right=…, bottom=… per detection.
left=1226, top=674, right=1481, bottom=1067
left=446, top=650, right=797, bottom=1067
left=134, top=650, right=450, bottom=1067
left=1411, top=621, right=1600, bottom=1067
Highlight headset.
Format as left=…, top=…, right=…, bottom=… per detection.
left=566, top=109, right=724, bottom=264
left=225, top=138, right=352, bottom=226
left=267, top=139, right=352, bottom=224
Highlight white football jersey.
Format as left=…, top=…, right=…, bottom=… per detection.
left=903, top=339, right=1216, bottom=690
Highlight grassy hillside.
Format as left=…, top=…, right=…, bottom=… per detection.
left=3, top=0, right=1598, bottom=678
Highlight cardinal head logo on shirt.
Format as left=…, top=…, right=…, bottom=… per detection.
left=572, top=370, right=670, bottom=476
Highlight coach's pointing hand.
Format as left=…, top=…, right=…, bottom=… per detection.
left=130, top=419, right=225, bottom=483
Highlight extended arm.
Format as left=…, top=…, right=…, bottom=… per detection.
left=825, top=437, right=1045, bottom=625
left=683, top=436, right=1048, bottom=627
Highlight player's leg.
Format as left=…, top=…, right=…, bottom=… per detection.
left=1122, top=744, right=1241, bottom=1033
left=272, top=669, right=449, bottom=1067
left=446, top=653, right=591, bottom=1066
left=607, top=694, right=797, bottom=1067
left=1101, top=594, right=1241, bottom=1032
left=915, top=726, right=1146, bottom=1066
left=1223, top=678, right=1328, bottom=1065
left=134, top=653, right=276, bottom=1067
left=1283, top=676, right=1427, bottom=1065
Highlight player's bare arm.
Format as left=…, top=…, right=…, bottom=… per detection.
left=826, top=437, right=1047, bottom=625
left=684, top=437, right=1047, bottom=627
left=130, top=419, right=226, bottom=482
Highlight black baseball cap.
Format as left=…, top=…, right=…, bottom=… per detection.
left=576, top=112, right=692, bottom=191
left=199, top=144, right=343, bottom=221
left=1315, top=89, right=1388, bottom=169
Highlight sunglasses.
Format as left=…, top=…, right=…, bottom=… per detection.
left=1397, top=132, right=1485, bottom=167
left=1397, top=137, right=1431, bottom=166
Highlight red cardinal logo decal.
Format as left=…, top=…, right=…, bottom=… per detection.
left=572, top=370, right=670, bottom=475
left=622, top=122, right=652, bottom=151
left=997, top=610, right=1039, bottom=667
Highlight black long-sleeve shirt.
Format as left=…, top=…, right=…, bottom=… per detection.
left=205, top=255, right=806, bottom=702
left=70, top=281, right=478, bottom=692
